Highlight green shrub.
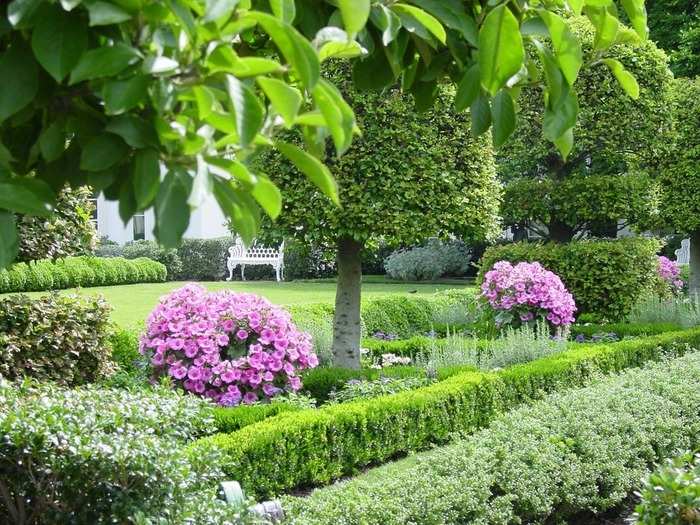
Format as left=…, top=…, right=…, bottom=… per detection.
left=189, top=328, right=700, bottom=498
left=328, top=377, right=432, bottom=404
left=174, top=237, right=232, bottom=280
left=634, top=452, right=700, bottom=524
left=214, top=403, right=305, bottom=433
left=0, top=256, right=167, bottom=293
left=283, top=352, right=700, bottom=524
left=477, top=238, right=661, bottom=320
left=122, top=239, right=183, bottom=277
left=571, top=322, right=683, bottom=339
left=629, top=295, right=700, bottom=328
left=384, top=239, right=472, bottom=281
left=0, top=294, right=114, bottom=385
left=0, top=381, right=253, bottom=524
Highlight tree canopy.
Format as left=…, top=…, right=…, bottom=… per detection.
left=646, top=0, right=700, bottom=77
left=0, top=0, right=651, bottom=266
left=497, top=17, right=673, bottom=241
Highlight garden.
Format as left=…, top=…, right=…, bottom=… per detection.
left=1, top=0, right=700, bottom=524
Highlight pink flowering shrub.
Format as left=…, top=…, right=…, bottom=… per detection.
left=140, top=284, right=318, bottom=406
left=480, top=261, right=577, bottom=330
left=657, top=256, right=684, bottom=294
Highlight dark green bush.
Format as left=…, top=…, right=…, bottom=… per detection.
left=634, top=451, right=700, bottom=524
left=189, top=328, right=700, bottom=498
left=0, top=256, right=166, bottom=293
left=0, top=294, right=114, bottom=385
left=121, top=240, right=184, bottom=278
left=477, top=238, right=661, bottom=320
left=213, top=403, right=304, bottom=433
left=284, top=352, right=700, bottom=524
left=0, top=381, right=252, bottom=524
left=174, top=237, right=232, bottom=280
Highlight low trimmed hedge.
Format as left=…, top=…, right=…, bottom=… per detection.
left=571, top=322, right=683, bottom=339
left=477, top=237, right=661, bottom=321
left=283, top=352, right=700, bottom=524
left=188, top=328, right=700, bottom=498
left=0, top=293, right=114, bottom=385
left=0, top=256, right=167, bottom=293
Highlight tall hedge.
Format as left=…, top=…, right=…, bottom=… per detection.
left=16, top=186, right=97, bottom=262
left=477, top=238, right=661, bottom=320
left=497, top=17, right=673, bottom=241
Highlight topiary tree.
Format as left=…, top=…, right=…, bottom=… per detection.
left=256, top=68, right=500, bottom=368
left=656, top=77, right=700, bottom=293
left=16, top=185, right=96, bottom=262
left=498, top=17, right=673, bottom=242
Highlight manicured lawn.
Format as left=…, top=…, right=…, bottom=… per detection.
left=16, top=278, right=473, bottom=327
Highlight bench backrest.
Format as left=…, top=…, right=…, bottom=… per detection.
left=228, top=238, right=284, bottom=260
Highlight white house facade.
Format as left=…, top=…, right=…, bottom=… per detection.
left=94, top=192, right=230, bottom=244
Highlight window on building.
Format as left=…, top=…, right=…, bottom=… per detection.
left=133, top=213, right=145, bottom=241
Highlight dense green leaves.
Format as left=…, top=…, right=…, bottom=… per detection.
left=0, top=211, right=18, bottom=268
left=30, top=4, right=87, bottom=82
left=479, top=6, right=524, bottom=96
left=69, top=43, right=141, bottom=84
left=103, top=75, right=150, bottom=114
left=0, top=42, right=38, bottom=123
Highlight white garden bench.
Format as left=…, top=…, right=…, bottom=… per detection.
left=675, top=238, right=690, bottom=265
left=226, top=237, right=285, bottom=282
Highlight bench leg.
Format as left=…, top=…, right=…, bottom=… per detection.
left=241, top=264, right=246, bottom=281
left=226, top=263, right=234, bottom=281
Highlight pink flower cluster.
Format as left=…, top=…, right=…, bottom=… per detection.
left=140, top=284, right=318, bottom=406
left=481, top=261, right=577, bottom=328
left=657, top=256, right=684, bottom=293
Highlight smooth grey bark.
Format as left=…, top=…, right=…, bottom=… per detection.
left=690, top=230, right=700, bottom=296
left=332, top=236, right=363, bottom=369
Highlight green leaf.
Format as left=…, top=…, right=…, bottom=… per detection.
left=118, top=178, right=137, bottom=224
left=407, top=0, right=477, bottom=45
left=602, top=58, right=640, bottom=99
left=543, top=85, right=579, bottom=140
left=352, top=48, right=395, bottom=91
left=132, top=148, right=160, bottom=209
left=455, top=64, right=480, bottom=112
left=188, top=156, right=213, bottom=209
left=86, top=0, right=132, bottom=26
left=370, top=5, right=402, bottom=46
left=0, top=211, right=18, bottom=268
left=538, top=11, right=582, bottom=86
left=69, top=43, right=141, bottom=85
left=0, top=141, right=13, bottom=169
left=80, top=133, right=129, bottom=171
left=270, top=0, right=296, bottom=24
left=257, top=77, right=302, bottom=128
left=60, top=0, right=83, bottom=11
left=319, top=40, right=366, bottom=61
left=246, top=11, right=320, bottom=88
left=566, top=0, right=584, bottom=15
left=470, top=92, right=491, bottom=136
left=204, top=0, right=239, bottom=22
left=276, top=142, right=339, bottom=205
left=0, top=177, right=55, bottom=215
left=251, top=174, right=282, bottom=218
left=392, top=3, right=446, bottom=44
left=155, top=170, right=191, bottom=248
left=142, top=55, right=180, bottom=74
left=225, top=75, right=264, bottom=148
left=207, top=157, right=258, bottom=185
left=586, top=7, right=619, bottom=50
left=105, top=115, right=159, bottom=148
left=619, top=0, right=648, bottom=38
left=39, top=120, right=66, bottom=162
left=31, top=4, right=87, bottom=82
left=553, top=127, right=574, bottom=160
left=491, top=89, right=515, bottom=147
left=7, top=0, right=42, bottom=27
left=193, top=85, right=217, bottom=119
left=0, top=43, right=38, bottom=123
left=312, top=79, right=356, bottom=155
left=102, top=74, right=150, bottom=115
left=338, top=0, right=370, bottom=37
left=212, top=177, right=259, bottom=245
left=227, top=57, right=284, bottom=77
left=166, top=0, right=197, bottom=39
left=478, top=5, right=524, bottom=96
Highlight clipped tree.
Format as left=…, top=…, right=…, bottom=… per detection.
left=657, top=77, right=700, bottom=293
left=0, top=0, right=653, bottom=267
left=256, top=70, right=500, bottom=368
left=16, top=185, right=96, bottom=262
left=498, top=17, right=673, bottom=241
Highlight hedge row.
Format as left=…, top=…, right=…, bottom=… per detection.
left=477, top=237, right=661, bottom=321
left=0, top=256, right=167, bottom=293
left=0, top=293, right=114, bottom=385
left=188, top=327, right=700, bottom=498
left=283, top=352, right=700, bottom=524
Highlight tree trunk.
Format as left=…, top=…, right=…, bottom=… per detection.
left=690, top=230, right=700, bottom=297
left=547, top=219, right=575, bottom=243
left=332, top=236, right=363, bottom=369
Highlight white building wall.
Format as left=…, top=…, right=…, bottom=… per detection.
left=96, top=192, right=229, bottom=244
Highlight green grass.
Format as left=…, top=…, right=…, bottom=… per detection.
left=11, top=278, right=472, bottom=327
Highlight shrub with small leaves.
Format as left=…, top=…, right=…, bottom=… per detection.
left=329, top=376, right=431, bottom=404
left=0, top=293, right=114, bottom=385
